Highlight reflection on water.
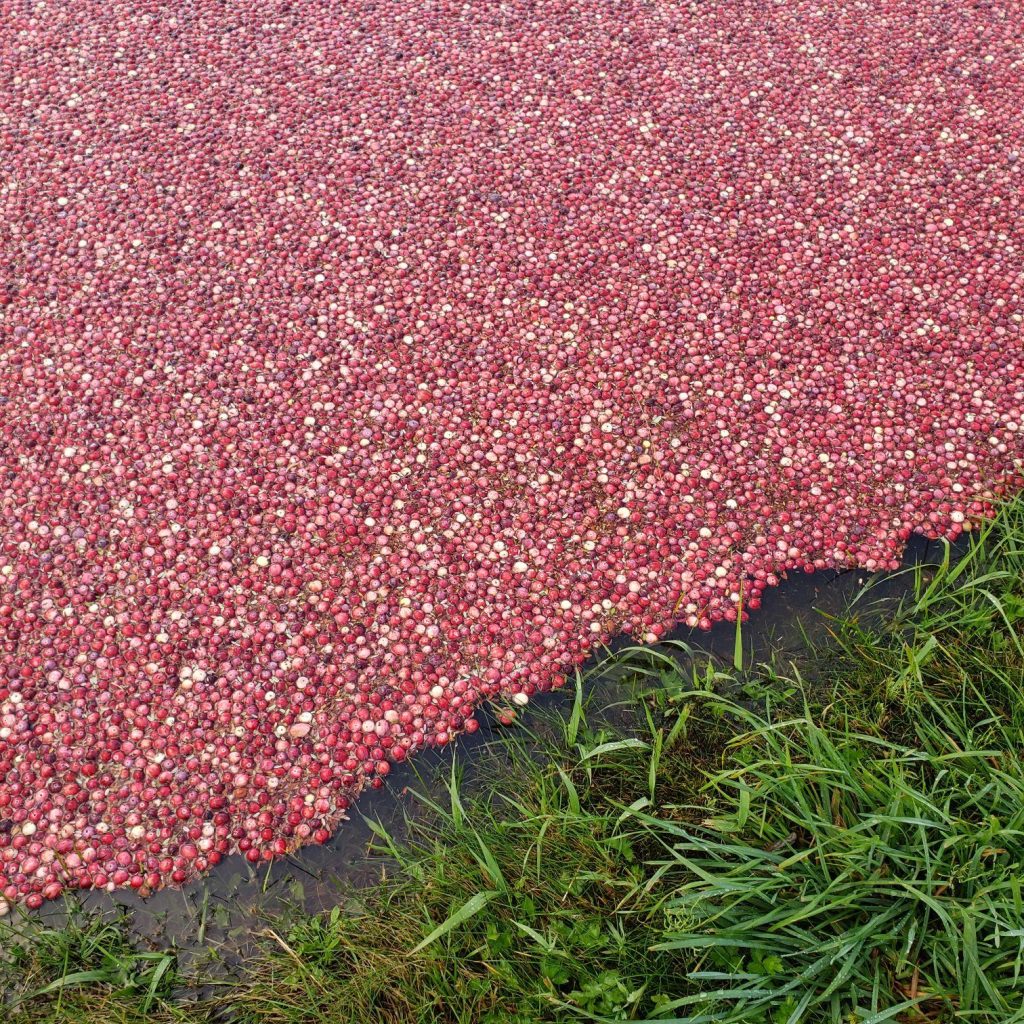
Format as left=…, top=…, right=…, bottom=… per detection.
left=23, top=533, right=963, bottom=979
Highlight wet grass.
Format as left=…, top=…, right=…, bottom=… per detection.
left=0, top=909, right=187, bottom=1023
left=2, top=498, right=1023, bottom=1023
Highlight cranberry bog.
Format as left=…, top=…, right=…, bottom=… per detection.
left=1, top=0, right=1022, bottom=914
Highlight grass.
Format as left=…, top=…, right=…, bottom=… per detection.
left=2, top=497, right=1023, bottom=1023
left=0, top=909, right=188, bottom=1023
left=648, top=690, right=1024, bottom=1021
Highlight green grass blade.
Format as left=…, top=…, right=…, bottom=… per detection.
left=410, top=890, right=500, bottom=953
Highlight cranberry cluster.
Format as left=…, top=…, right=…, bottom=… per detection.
left=1, top=0, right=1021, bottom=910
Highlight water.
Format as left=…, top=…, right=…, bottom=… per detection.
left=19, top=534, right=962, bottom=981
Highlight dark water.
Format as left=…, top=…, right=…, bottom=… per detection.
left=13, top=533, right=964, bottom=981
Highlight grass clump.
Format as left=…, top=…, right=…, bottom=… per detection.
left=0, top=908, right=192, bottom=1024
left=651, top=690, right=1024, bottom=1021
left=3, top=497, right=1024, bottom=1023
